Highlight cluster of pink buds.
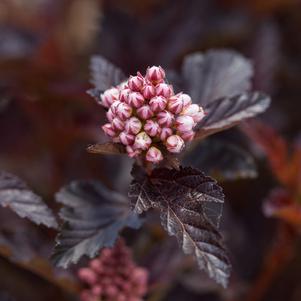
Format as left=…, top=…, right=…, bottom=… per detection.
left=99, top=66, right=205, bottom=163
left=78, top=239, right=148, bottom=301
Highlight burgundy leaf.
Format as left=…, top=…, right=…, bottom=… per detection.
left=52, top=180, right=141, bottom=268
left=89, top=55, right=125, bottom=91
left=87, top=142, right=126, bottom=155
left=182, top=50, right=253, bottom=106
left=0, top=171, right=58, bottom=228
left=195, top=92, right=270, bottom=140
left=129, top=166, right=231, bottom=286
left=184, top=139, right=257, bottom=181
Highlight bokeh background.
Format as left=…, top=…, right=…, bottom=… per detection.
left=1, top=0, right=301, bottom=300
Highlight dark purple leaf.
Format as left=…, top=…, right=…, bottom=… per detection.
left=184, top=139, right=257, bottom=181
left=87, top=142, right=126, bottom=155
left=182, top=50, right=253, bottom=106
left=195, top=92, right=271, bottom=140
left=89, top=55, right=125, bottom=91
left=52, top=180, right=141, bottom=268
left=0, top=171, right=58, bottom=228
left=129, top=166, right=231, bottom=286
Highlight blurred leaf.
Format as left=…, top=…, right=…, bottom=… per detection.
left=263, top=188, right=301, bottom=228
left=0, top=171, right=58, bottom=228
left=184, top=139, right=257, bottom=181
left=182, top=50, right=253, bottom=106
left=89, top=55, right=125, bottom=92
left=87, top=142, right=126, bottom=155
left=241, top=120, right=296, bottom=188
left=129, top=166, right=231, bottom=286
left=195, top=92, right=271, bottom=140
left=0, top=210, right=79, bottom=295
left=52, top=180, right=142, bottom=268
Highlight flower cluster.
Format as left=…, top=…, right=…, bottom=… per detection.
left=78, top=239, right=148, bottom=301
left=99, top=66, right=205, bottom=163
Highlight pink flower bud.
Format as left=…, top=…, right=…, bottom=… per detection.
left=179, top=93, right=192, bottom=107
left=157, top=110, right=174, bottom=127
left=179, top=130, right=195, bottom=142
left=144, top=120, right=160, bottom=137
left=102, top=123, right=117, bottom=137
left=126, top=145, right=141, bottom=158
left=156, top=83, right=173, bottom=98
left=92, top=285, right=102, bottom=296
left=106, top=108, right=115, bottom=122
left=142, top=84, right=156, bottom=99
left=146, top=147, right=163, bottom=163
left=116, top=295, right=126, bottom=301
left=112, top=117, right=125, bottom=131
left=175, top=115, right=195, bottom=132
left=149, top=96, right=167, bottom=112
left=128, top=75, right=144, bottom=91
left=125, top=117, right=142, bottom=135
left=119, top=131, right=135, bottom=145
left=110, top=100, right=122, bottom=114
left=166, top=135, right=185, bottom=153
left=90, top=259, right=102, bottom=272
left=167, top=95, right=184, bottom=114
left=100, top=87, right=119, bottom=108
left=78, top=268, right=97, bottom=285
left=134, top=132, right=152, bottom=150
left=146, top=66, right=165, bottom=83
left=116, top=102, right=132, bottom=120
left=127, top=92, right=145, bottom=108
left=160, top=127, right=173, bottom=141
left=137, top=105, right=153, bottom=120
left=181, top=104, right=205, bottom=123
left=105, top=285, right=118, bottom=298
left=119, top=88, right=131, bottom=102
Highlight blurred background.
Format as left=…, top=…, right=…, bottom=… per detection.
left=1, top=0, right=301, bottom=300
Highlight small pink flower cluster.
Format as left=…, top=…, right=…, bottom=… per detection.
left=100, top=66, right=205, bottom=163
left=78, top=240, right=148, bottom=301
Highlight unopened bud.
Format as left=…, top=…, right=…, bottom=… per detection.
left=156, top=83, right=173, bottom=98
left=179, top=130, right=195, bottom=142
left=125, top=117, right=142, bottom=135
left=116, top=102, right=132, bottom=120
left=144, top=120, right=160, bottom=137
left=142, top=84, right=156, bottom=99
left=149, top=96, right=167, bottom=112
left=146, top=147, right=163, bottom=163
left=119, top=88, right=131, bottom=102
left=179, top=93, right=192, bottom=107
left=127, top=92, right=145, bottom=108
left=137, top=105, right=154, bottom=120
left=157, top=110, right=174, bottom=127
left=146, top=66, right=165, bottom=83
left=160, top=127, right=173, bottom=141
left=112, top=117, right=125, bottom=131
left=102, top=123, right=117, bottom=137
left=106, top=108, right=115, bottom=122
left=119, top=131, right=135, bottom=145
left=100, top=87, right=119, bottom=108
left=78, top=268, right=97, bottom=285
left=167, top=94, right=184, bottom=114
left=128, top=75, right=144, bottom=91
left=175, top=115, right=194, bottom=132
left=134, top=132, right=152, bottom=150
left=166, top=135, right=185, bottom=153
left=181, top=104, right=205, bottom=123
